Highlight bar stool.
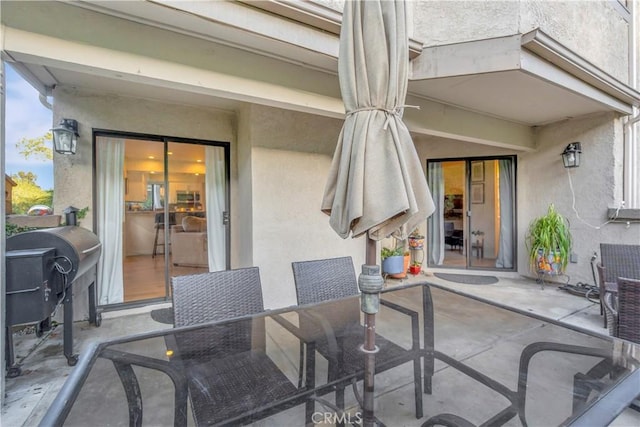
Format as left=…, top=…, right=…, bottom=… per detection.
left=152, top=212, right=176, bottom=258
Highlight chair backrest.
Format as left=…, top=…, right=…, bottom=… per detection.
left=171, top=268, right=264, bottom=359
left=599, top=244, right=640, bottom=283
left=444, top=221, right=454, bottom=236
left=171, top=267, right=264, bottom=327
left=291, top=256, right=358, bottom=305
left=616, top=277, right=640, bottom=344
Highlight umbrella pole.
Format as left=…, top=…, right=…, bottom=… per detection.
left=359, top=237, right=382, bottom=426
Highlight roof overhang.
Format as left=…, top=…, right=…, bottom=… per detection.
left=410, top=29, right=640, bottom=126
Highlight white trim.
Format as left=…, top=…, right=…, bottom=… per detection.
left=521, top=29, right=640, bottom=107
left=413, top=31, right=640, bottom=115
left=2, top=27, right=345, bottom=117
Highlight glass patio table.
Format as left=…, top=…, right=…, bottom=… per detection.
left=39, top=283, right=640, bottom=426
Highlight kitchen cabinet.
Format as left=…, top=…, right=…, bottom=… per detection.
left=125, top=171, right=147, bottom=202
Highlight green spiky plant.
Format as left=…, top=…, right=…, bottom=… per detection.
left=525, top=204, right=572, bottom=274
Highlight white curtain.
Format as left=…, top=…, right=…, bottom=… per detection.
left=153, top=185, right=163, bottom=210
left=496, top=159, right=514, bottom=268
left=427, top=163, right=445, bottom=265
left=205, top=146, right=226, bottom=271
left=96, top=137, right=124, bottom=304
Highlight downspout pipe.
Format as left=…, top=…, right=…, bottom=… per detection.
left=623, top=0, right=639, bottom=208
left=39, top=93, right=52, bottom=111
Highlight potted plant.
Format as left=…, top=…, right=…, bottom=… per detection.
left=525, top=204, right=572, bottom=276
left=381, top=246, right=405, bottom=275
left=389, top=249, right=411, bottom=279
left=409, top=260, right=422, bottom=275
left=408, top=229, right=425, bottom=249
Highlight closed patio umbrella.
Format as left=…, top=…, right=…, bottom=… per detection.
left=321, top=0, right=435, bottom=424
left=322, top=0, right=434, bottom=243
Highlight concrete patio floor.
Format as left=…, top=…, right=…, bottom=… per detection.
left=2, top=271, right=639, bottom=426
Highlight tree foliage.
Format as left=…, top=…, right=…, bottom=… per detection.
left=10, top=172, right=53, bottom=214
left=16, top=131, right=53, bottom=161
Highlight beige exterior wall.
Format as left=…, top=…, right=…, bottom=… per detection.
left=15, top=0, right=638, bottom=316
left=52, top=89, right=368, bottom=312
left=51, top=86, right=236, bottom=231
left=51, top=87, right=236, bottom=318
left=413, top=0, right=630, bottom=84
left=519, top=112, right=639, bottom=284
left=246, top=105, right=364, bottom=309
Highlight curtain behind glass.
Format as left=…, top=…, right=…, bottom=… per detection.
left=496, top=159, right=514, bottom=268
left=205, top=146, right=226, bottom=271
left=427, top=163, right=445, bottom=265
left=96, top=137, right=124, bottom=304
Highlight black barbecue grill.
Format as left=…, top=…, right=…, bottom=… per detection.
left=5, top=226, right=102, bottom=377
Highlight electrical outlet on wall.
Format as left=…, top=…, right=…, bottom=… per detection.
left=570, top=252, right=578, bottom=263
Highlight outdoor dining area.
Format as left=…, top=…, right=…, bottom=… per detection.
left=38, top=260, right=640, bottom=427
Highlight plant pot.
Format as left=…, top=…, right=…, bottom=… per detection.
left=382, top=255, right=405, bottom=275
left=408, top=236, right=424, bottom=250
left=409, top=264, right=421, bottom=275
left=389, top=255, right=410, bottom=278
left=536, top=249, right=563, bottom=275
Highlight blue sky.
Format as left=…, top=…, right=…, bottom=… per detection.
left=5, top=62, right=54, bottom=190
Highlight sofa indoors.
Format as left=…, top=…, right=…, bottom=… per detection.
left=171, top=216, right=208, bottom=268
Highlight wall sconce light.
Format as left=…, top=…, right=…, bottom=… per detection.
left=562, top=142, right=581, bottom=168
left=51, top=119, right=79, bottom=154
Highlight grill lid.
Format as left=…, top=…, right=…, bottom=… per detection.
left=7, top=226, right=101, bottom=283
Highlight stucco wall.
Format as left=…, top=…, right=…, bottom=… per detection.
left=247, top=105, right=365, bottom=309
left=414, top=0, right=629, bottom=83
left=414, top=120, right=639, bottom=285
left=52, top=86, right=235, bottom=229
left=413, top=135, right=519, bottom=269
left=52, top=86, right=236, bottom=319
left=251, top=147, right=365, bottom=309
left=519, top=112, right=640, bottom=284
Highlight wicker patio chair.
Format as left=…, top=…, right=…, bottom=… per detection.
left=290, top=256, right=425, bottom=419
left=596, top=263, right=617, bottom=332
left=603, top=277, right=640, bottom=344
left=598, top=244, right=640, bottom=329
left=169, top=268, right=302, bottom=425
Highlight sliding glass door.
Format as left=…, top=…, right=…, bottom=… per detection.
left=427, top=157, right=516, bottom=270
left=95, top=132, right=230, bottom=306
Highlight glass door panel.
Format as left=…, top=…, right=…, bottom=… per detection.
left=167, top=142, right=229, bottom=283
left=468, top=160, right=493, bottom=268
left=427, top=157, right=515, bottom=271
left=442, top=161, right=466, bottom=267
left=99, top=134, right=230, bottom=306
left=122, top=138, right=167, bottom=302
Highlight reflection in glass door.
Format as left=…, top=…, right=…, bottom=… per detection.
left=427, top=157, right=515, bottom=270
left=96, top=133, right=229, bottom=306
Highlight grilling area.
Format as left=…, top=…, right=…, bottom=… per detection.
left=3, top=273, right=639, bottom=426
left=5, top=225, right=101, bottom=377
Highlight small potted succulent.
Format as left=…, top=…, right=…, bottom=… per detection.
left=409, top=260, right=422, bottom=275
